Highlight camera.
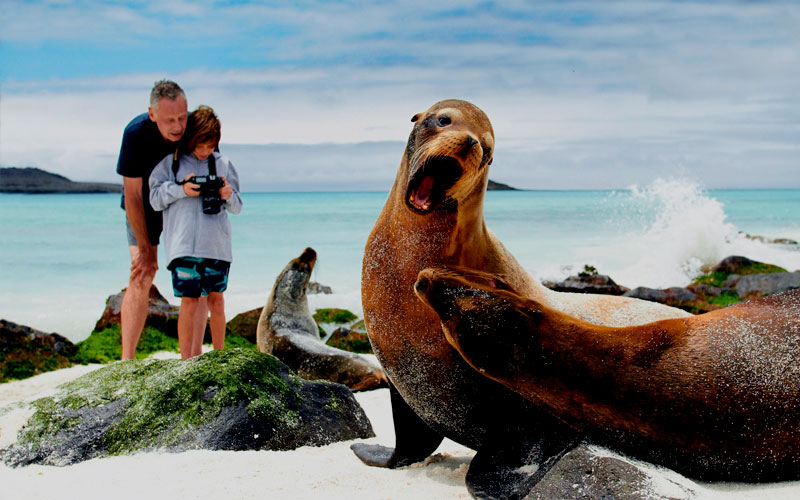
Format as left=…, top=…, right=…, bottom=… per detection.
left=188, top=175, right=225, bottom=214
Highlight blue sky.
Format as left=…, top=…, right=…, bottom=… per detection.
left=1, top=1, right=798, bottom=191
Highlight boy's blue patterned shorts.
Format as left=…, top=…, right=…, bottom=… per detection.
left=168, top=257, right=230, bottom=298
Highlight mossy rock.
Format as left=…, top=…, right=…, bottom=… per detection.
left=73, top=325, right=180, bottom=364
left=693, top=256, right=787, bottom=288
left=313, top=308, right=358, bottom=325
left=1, top=349, right=374, bottom=466
left=222, top=334, right=257, bottom=350
left=1, top=320, right=76, bottom=383
left=325, top=327, right=373, bottom=354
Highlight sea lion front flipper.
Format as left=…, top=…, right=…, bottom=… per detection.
left=351, top=383, right=444, bottom=468
left=465, top=427, right=580, bottom=500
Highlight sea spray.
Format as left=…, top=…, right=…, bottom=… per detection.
left=532, top=178, right=799, bottom=289
left=611, top=178, right=738, bottom=288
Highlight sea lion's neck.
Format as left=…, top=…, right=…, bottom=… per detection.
left=382, top=182, right=489, bottom=260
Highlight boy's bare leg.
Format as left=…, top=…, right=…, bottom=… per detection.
left=121, top=245, right=157, bottom=360
left=207, top=292, right=226, bottom=350
left=178, top=297, right=202, bottom=359
left=191, top=297, right=208, bottom=357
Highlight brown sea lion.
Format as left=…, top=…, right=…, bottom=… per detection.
left=256, top=247, right=386, bottom=391
left=415, top=265, right=800, bottom=482
left=352, top=99, right=691, bottom=499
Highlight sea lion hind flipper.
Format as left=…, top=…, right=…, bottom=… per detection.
left=465, top=428, right=581, bottom=500
left=351, top=383, right=444, bottom=468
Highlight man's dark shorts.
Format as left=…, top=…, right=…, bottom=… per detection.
left=168, top=257, right=230, bottom=298
left=125, top=218, right=160, bottom=246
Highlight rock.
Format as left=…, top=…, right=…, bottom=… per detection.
left=0, top=320, right=76, bottom=382
left=94, top=285, right=180, bottom=337
left=743, top=233, right=798, bottom=246
left=308, top=282, right=333, bottom=294
left=526, top=445, right=695, bottom=500
left=685, top=283, right=725, bottom=297
left=725, top=272, right=800, bottom=298
left=1, top=349, right=374, bottom=467
left=711, top=255, right=787, bottom=276
left=326, top=327, right=373, bottom=354
left=545, top=274, right=630, bottom=295
left=256, top=248, right=387, bottom=391
left=623, top=287, right=698, bottom=309
left=226, top=308, right=261, bottom=343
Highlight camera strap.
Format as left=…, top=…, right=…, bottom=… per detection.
left=173, top=149, right=217, bottom=184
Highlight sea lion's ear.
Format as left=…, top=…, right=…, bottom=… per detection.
left=411, top=113, right=421, bottom=123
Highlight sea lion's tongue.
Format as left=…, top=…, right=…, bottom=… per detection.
left=412, top=176, right=435, bottom=210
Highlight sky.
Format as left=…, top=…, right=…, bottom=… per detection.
left=1, top=0, right=798, bottom=191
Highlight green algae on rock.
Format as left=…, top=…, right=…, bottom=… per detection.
left=313, top=308, right=358, bottom=324
left=1, top=349, right=374, bottom=466
left=74, top=325, right=180, bottom=364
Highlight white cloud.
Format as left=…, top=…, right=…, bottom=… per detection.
left=1, top=1, right=798, bottom=189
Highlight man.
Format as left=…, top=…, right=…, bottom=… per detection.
left=116, top=80, right=188, bottom=359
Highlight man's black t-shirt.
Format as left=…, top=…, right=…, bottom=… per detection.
left=116, top=113, right=176, bottom=245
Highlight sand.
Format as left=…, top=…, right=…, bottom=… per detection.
left=2, top=360, right=799, bottom=500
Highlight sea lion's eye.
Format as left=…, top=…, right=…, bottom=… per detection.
left=438, top=116, right=451, bottom=127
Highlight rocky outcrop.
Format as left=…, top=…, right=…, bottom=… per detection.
left=543, top=257, right=797, bottom=314
left=226, top=308, right=261, bottom=343
left=326, top=326, right=373, bottom=354
left=0, top=320, right=76, bottom=382
left=623, top=287, right=699, bottom=311
left=527, top=445, right=695, bottom=500
left=543, top=267, right=630, bottom=295
left=94, top=285, right=180, bottom=337
left=1, top=349, right=374, bottom=467
left=0, top=167, right=121, bottom=193
left=724, top=272, right=800, bottom=298
left=308, top=282, right=333, bottom=294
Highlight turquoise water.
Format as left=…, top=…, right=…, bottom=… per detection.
left=1, top=180, right=799, bottom=341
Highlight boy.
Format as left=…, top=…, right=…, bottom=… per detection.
left=149, top=106, right=242, bottom=359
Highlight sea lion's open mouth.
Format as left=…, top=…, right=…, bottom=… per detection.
left=405, top=156, right=462, bottom=214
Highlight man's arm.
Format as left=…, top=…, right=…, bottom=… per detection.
left=124, top=176, right=158, bottom=280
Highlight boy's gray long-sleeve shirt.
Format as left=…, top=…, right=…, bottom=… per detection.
left=149, top=152, right=242, bottom=266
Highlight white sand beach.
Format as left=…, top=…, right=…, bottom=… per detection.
left=2, top=361, right=800, bottom=500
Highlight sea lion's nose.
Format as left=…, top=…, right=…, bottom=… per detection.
left=415, top=276, right=431, bottom=295
left=465, top=136, right=478, bottom=149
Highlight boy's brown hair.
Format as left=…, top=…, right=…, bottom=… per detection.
left=183, top=105, right=221, bottom=153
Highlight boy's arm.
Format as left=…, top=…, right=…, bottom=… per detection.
left=149, top=156, right=188, bottom=211
left=221, top=159, right=243, bottom=215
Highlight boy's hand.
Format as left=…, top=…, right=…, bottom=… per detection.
left=219, top=176, right=233, bottom=201
left=182, top=173, right=200, bottom=197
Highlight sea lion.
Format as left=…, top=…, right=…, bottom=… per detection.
left=256, top=247, right=386, bottom=391
left=353, top=99, right=692, bottom=499
left=415, top=265, right=800, bottom=482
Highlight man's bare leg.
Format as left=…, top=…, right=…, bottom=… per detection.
left=121, top=245, right=156, bottom=360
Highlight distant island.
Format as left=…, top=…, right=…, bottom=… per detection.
left=0, top=166, right=517, bottom=193
left=0, top=167, right=122, bottom=194
left=487, top=179, right=519, bottom=191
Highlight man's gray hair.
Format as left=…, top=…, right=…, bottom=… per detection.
left=149, top=80, right=185, bottom=109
